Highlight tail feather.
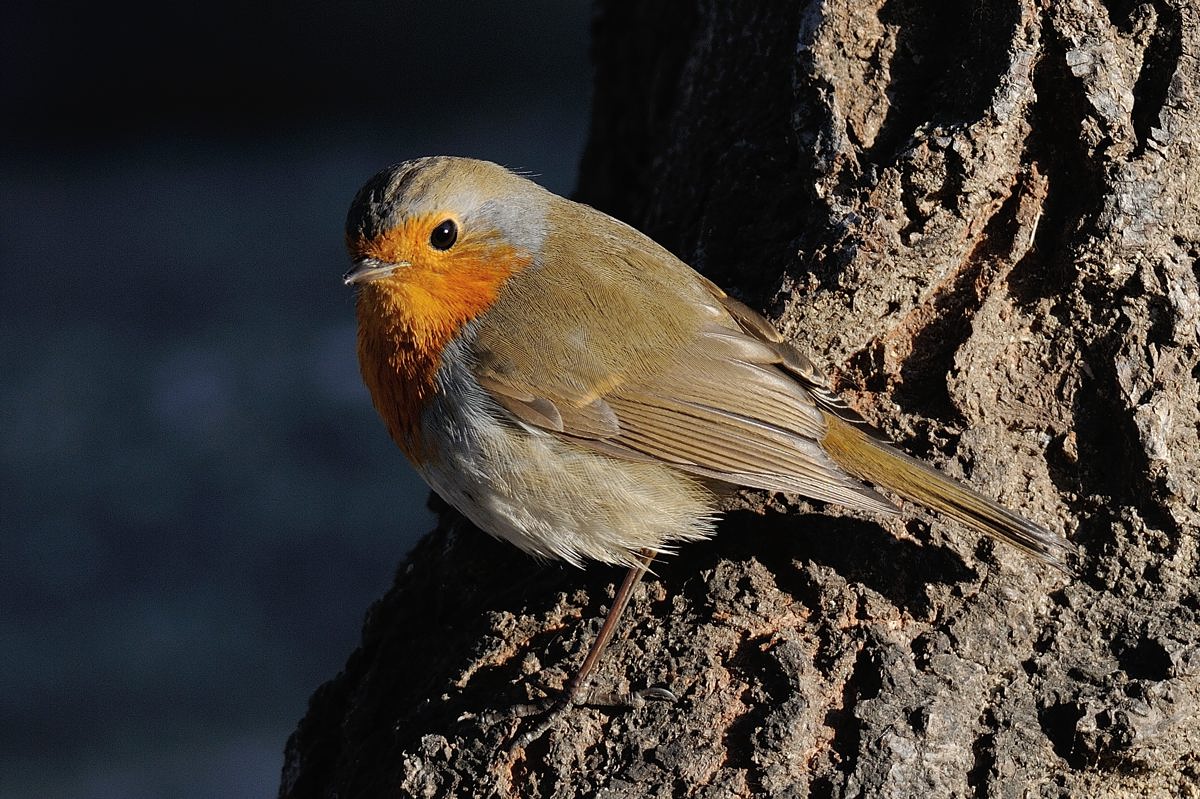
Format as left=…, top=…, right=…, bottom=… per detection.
left=821, top=415, right=1076, bottom=574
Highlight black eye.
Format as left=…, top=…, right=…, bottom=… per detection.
left=429, top=219, right=458, bottom=250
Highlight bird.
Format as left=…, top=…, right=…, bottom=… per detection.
left=343, top=155, right=1075, bottom=712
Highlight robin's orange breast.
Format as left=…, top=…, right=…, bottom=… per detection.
left=352, top=218, right=532, bottom=462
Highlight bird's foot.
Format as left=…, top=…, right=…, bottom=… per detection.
left=483, top=681, right=678, bottom=752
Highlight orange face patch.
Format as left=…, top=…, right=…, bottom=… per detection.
left=351, top=214, right=532, bottom=462
left=348, top=215, right=433, bottom=266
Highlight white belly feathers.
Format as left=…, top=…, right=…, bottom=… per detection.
left=414, top=343, right=716, bottom=568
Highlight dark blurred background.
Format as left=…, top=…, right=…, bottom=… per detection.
left=0, top=3, right=592, bottom=796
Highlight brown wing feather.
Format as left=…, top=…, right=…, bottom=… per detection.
left=478, top=373, right=619, bottom=438
left=468, top=201, right=893, bottom=515
left=603, top=383, right=895, bottom=511
left=708, top=285, right=883, bottom=434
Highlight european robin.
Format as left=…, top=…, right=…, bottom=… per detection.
left=344, top=156, right=1074, bottom=714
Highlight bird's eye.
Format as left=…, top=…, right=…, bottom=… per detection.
left=429, top=219, right=458, bottom=250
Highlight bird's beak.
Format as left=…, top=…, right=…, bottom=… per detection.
left=343, top=258, right=411, bottom=285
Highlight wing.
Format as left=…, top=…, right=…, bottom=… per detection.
left=469, top=198, right=896, bottom=515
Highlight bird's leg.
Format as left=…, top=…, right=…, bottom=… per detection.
left=564, top=548, right=657, bottom=705
left=505, top=549, right=674, bottom=750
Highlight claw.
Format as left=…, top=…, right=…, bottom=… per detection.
left=634, top=686, right=678, bottom=704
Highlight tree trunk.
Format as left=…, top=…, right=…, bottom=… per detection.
left=280, top=1, right=1200, bottom=796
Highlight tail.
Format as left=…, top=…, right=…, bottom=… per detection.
left=821, top=415, right=1076, bottom=574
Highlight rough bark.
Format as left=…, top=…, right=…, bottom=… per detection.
left=281, top=1, right=1200, bottom=796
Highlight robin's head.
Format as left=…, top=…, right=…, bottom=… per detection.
left=346, top=158, right=557, bottom=455
left=343, top=157, right=548, bottom=291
